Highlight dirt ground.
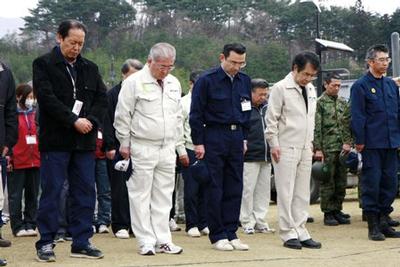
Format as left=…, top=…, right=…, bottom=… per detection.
left=2, top=189, right=400, bottom=267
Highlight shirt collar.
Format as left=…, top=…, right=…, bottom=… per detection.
left=216, top=65, right=241, bottom=82
left=55, top=45, right=80, bottom=66
left=285, top=72, right=313, bottom=93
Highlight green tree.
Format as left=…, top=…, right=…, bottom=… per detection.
left=22, top=0, right=136, bottom=50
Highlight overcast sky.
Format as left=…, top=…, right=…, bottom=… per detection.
left=0, top=0, right=398, bottom=18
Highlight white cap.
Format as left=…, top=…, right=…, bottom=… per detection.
left=114, top=159, right=130, bottom=172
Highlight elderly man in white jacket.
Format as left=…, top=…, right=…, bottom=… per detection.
left=265, top=51, right=322, bottom=250
left=114, top=43, right=184, bottom=256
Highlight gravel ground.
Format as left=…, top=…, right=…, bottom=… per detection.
left=2, top=189, right=400, bottom=267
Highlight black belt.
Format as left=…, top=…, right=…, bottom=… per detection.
left=206, top=124, right=242, bottom=131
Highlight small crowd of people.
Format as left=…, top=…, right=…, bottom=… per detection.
left=0, top=18, right=399, bottom=265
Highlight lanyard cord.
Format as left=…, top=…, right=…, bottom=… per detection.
left=23, top=112, right=31, bottom=132
left=66, top=65, right=77, bottom=100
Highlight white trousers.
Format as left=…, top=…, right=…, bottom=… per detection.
left=273, top=147, right=312, bottom=242
left=240, top=161, right=272, bottom=229
left=126, top=141, right=176, bottom=247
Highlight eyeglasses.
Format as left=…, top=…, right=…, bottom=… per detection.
left=226, top=59, right=247, bottom=68
left=374, top=57, right=391, bottom=63
left=154, top=63, right=175, bottom=71
left=300, top=72, right=318, bottom=81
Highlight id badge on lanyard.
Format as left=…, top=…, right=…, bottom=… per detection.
left=26, top=135, right=37, bottom=145
left=66, top=65, right=84, bottom=116
left=241, top=99, right=251, bottom=111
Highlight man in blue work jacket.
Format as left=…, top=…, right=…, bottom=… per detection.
left=190, top=43, right=252, bottom=251
left=351, top=44, right=400, bottom=241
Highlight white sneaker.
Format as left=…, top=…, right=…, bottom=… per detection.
left=243, top=227, right=255, bottom=235
left=15, top=229, right=29, bottom=237
left=255, top=227, right=275, bottom=234
left=92, top=225, right=97, bottom=233
left=169, top=218, right=181, bottom=232
left=155, top=243, right=183, bottom=254
left=115, top=229, right=130, bottom=239
left=26, top=229, right=38, bottom=236
left=213, top=239, right=234, bottom=251
left=187, top=227, right=201, bottom=237
left=98, top=225, right=109, bottom=234
left=139, top=244, right=155, bottom=255
left=200, top=227, right=210, bottom=235
left=230, top=239, right=249, bottom=251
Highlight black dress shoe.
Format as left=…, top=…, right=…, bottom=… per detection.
left=283, top=239, right=302, bottom=250
left=307, top=217, right=314, bottom=223
left=300, top=238, right=322, bottom=249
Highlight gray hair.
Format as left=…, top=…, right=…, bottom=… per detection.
left=121, top=58, right=143, bottom=74
left=148, top=42, right=176, bottom=61
left=365, top=44, right=389, bottom=61
left=251, top=78, right=269, bottom=91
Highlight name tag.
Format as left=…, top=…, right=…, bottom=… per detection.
left=241, top=99, right=251, bottom=111
left=72, top=100, right=83, bottom=116
left=98, top=131, right=103, bottom=140
left=26, top=135, right=37, bottom=145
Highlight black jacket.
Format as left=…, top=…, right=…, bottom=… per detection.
left=33, top=47, right=107, bottom=152
left=0, top=62, right=18, bottom=152
left=103, top=82, right=121, bottom=151
left=244, top=103, right=271, bottom=162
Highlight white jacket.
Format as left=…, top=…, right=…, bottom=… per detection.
left=176, top=91, right=194, bottom=156
left=265, top=72, right=317, bottom=149
left=114, top=64, right=183, bottom=147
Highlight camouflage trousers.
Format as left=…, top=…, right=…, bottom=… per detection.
left=320, top=151, right=347, bottom=213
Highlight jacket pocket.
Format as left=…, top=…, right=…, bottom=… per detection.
left=137, top=93, right=159, bottom=115
left=209, top=93, right=230, bottom=113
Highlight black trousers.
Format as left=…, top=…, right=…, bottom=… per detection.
left=8, top=167, right=40, bottom=235
left=106, top=159, right=131, bottom=234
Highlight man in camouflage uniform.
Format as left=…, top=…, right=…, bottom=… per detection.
left=314, top=72, right=352, bottom=226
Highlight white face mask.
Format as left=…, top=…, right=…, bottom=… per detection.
left=25, top=99, right=34, bottom=109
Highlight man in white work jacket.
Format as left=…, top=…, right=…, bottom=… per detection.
left=114, top=42, right=184, bottom=256
left=265, top=51, right=322, bottom=250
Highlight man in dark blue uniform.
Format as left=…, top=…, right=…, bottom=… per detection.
left=190, top=43, right=252, bottom=251
left=351, top=44, right=400, bottom=241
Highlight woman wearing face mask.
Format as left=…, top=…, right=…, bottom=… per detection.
left=8, top=83, right=40, bottom=237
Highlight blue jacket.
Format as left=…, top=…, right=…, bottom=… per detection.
left=189, top=66, right=252, bottom=145
left=244, top=103, right=271, bottom=162
left=350, top=72, right=400, bottom=149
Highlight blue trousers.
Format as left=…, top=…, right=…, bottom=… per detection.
left=204, top=127, right=244, bottom=243
left=36, top=151, right=96, bottom=250
left=182, top=149, right=207, bottom=232
left=361, top=149, right=398, bottom=215
left=57, top=179, right=70, bottom=235
left=94, top=159, right=111, bottom=226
